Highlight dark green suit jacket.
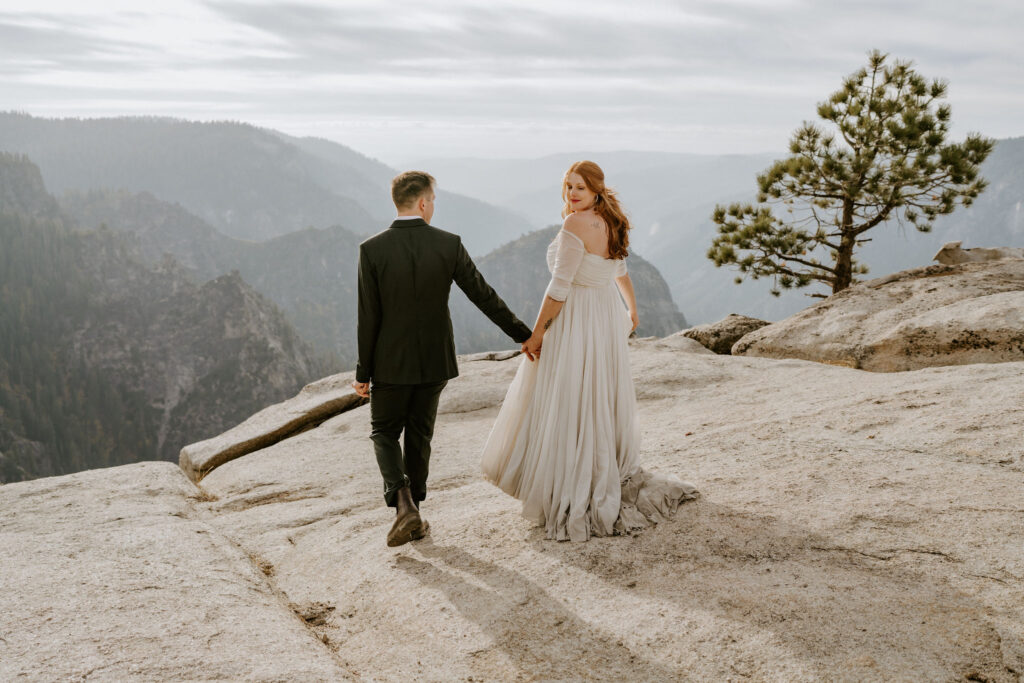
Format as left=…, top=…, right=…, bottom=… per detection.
left=356, top=218, right=532, bottom=384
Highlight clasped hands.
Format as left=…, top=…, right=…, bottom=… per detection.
left=521, top=334, right=543, bottom=362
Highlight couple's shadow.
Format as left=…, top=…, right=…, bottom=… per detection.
left=397, top=499, right=1006, bottom=680
left=396, top=537, right=678, bottom=680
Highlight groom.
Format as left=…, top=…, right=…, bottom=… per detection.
left=351, top=171, right=533, bottom=547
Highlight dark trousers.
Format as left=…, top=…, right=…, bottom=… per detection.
left=369, top=380, right=447, bottom=507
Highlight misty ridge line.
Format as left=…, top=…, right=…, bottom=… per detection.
left=1, top=110, right=1021, bottom=328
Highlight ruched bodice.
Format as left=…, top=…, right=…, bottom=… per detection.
left=542, top=229, right=626, bottom=301
left=545, top=230, right=625, bottom=289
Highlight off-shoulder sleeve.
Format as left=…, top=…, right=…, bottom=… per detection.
left=614, top=258, right=627, bottom=277
left=543, top=230, right=586, bottom=302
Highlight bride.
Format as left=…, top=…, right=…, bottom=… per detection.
left=480, top=160, right=698, bottom=541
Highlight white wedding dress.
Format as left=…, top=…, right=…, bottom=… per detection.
left=481, top=228, right=698, bottom=541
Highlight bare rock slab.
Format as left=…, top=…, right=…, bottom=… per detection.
left=179, top=370, right=366, bottom=482
left=10, top=341, right=1023, bottom=680
left=192, top=342, right=1024, bottom=681
left=0, top=461, right=351, bottom=681
left=682, top=313, right=770, bottom=354
left=733, top=260, right=1024, bottom=371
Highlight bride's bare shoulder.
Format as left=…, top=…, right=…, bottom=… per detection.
left=562, top=212, right=601, bottom=239
left=562, top=212, right=584, bottom=229
left=559, top=213, right=585, bottom=240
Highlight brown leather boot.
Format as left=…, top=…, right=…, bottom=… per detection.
left=386, top=486, right=423, bottom=547
left=411, top=518, right=430, bottom=541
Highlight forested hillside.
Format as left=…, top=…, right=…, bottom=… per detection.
left=0, top=154, right=323, bottom=483
left=59, top=188, right=363, bottom=367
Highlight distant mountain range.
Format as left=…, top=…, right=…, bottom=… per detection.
left=414, top=139, right=1024, bottom=323
left=0, top=117, right=688, bottom=482
left=6, top=112, right=1020, bottom=331
left=0, top=112, right=533, bottom=256
left=0, top=111, right=684, bottom=365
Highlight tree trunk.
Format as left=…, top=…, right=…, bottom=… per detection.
left=833, top=231, right=857, bottom=292
left=833, top=201, right=856, bottom=293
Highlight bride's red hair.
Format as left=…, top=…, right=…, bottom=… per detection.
left=561, top=160, right=631, bottom=260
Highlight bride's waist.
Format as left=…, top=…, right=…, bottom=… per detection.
left=571, top=279, right=614, bottom=289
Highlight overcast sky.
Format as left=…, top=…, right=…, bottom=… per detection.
left=1, top=0, right=1022, bottom=165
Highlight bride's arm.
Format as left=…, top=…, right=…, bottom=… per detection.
left=522, top=226, right=584, bottom=358
left=615, top=273, right=639, bottom=332
left=521, top=296, right=564, bottom=360
left=531, top=296, right=565, bottom=338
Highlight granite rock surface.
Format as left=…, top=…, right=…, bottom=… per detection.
left=733, top=260, right=1024, bottom=371
left=4, top=338, right=1023, bottom=681
left=682, top=313, right=771, bottom=354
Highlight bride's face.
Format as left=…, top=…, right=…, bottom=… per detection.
left=565, top=172, right=597, bottom=212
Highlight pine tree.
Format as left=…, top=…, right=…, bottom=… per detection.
left=708, top=50, right=994, bottom=296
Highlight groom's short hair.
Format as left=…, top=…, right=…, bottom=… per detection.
left=392, top=171, right=436, bottom=210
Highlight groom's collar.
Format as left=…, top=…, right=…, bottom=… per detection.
left=389, top=217, right=428, bottom=228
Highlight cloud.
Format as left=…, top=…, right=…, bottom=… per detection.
left=1, top=0, right=1021, bottom=161
left=201, top=1, right=724, bottom=76
left=0, top=14, right=152, bottom=73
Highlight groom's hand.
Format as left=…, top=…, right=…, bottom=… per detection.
left=351, top=380, right=370, bottom=398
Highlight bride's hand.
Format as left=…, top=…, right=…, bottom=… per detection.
left=521, top=334, right=542, bottom=361
left=629, top=309, right=639, bottom=333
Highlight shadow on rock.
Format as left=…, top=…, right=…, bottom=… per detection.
left=397, top=540, right=680, bottom=680
left=529, top=500, right=1011, bottom=681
